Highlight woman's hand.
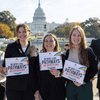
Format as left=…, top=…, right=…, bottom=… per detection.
left=73, top=80, right=84, bottom=87
left=34, top=90, right=41, bottom=100
left=0, top=65, right=3, bottom=73
left=3, top=67, right=8, bottom=75
left=49, top=68, right=59, bottom=77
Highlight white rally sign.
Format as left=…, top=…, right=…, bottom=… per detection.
left=39, top=51, right=62, bottom=71
left=62, top=60, right=87, bottom=84
left=5, top=57, right=29, bottom=76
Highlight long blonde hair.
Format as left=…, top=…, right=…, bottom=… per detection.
left=69, top=25, right=89, bottom=67
left=41, top=34, right=60, bottom=52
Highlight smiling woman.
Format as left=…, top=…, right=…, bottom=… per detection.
left=34, top=34, right=66, bottom=100
left=65, top=25, right=98, bottom=100
left=71, top=29, right=82, bottom=47
left=16, top=24, right=31, bottom=45
left=41, top=34, right=60, bottom=52
left=2, top=24, right=39, bottom=100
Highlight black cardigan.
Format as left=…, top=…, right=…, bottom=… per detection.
left=38, top=54, right=66, bottom=100
left=65, top=47, right=98, bottom=83
left=3, top=40, right=39, bottom=91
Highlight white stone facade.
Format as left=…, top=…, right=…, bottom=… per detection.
left=25, top=1, right=62, bottom=36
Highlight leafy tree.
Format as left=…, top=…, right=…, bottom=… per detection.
left=0, top=11, right=16, bottom=36
left=73, top=22, right=81, bottom=26
left=53, top=26, right=64, bottom=37
left=62, top=22, right=73, bottom=38
left=53, top=17, right=100, bottom=38
left=81, top=17, right=100, bottom=38
left=85, top=31, right=90, bottom=36
left=0, top=22, right=14, bottom=38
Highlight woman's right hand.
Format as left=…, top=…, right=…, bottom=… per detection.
left=3, top=67, right=8, bottom=75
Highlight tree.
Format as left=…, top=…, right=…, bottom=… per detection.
left=0, top=11, right=16, bottom=36
left=81, top=17, right=100, bottom=38
left=53, top=26, right=64, bottom=36
left=0, top=22, right=14, bottom=38
left=73, top=22, right=81, bottom=26
left=85, top=31, right=90, bottom=36
left=62, top=22, right=73, bottom=38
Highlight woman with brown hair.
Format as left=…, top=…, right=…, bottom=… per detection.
left=65, top=25, right=98, bottom=100
left=2, top=24, right=39, bottom=100
left=35, top=34, right=66, bottom=100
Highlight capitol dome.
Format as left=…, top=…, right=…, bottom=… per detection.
left=33, top=1, right=46, bottom=23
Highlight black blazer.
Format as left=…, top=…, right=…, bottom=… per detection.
left=90, top=39, right=100, bottom=89
left=90, top=39, right=100, bottom=61
left=3, top=40, right=39, bottom=91
left=39, top=54, right=66, bottom=100
left=66, top=48, right=98, bottom=83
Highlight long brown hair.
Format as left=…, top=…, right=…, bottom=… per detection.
left=69, top=25, right=89, bottom=67
left=41, top=34, right=60, bottom=52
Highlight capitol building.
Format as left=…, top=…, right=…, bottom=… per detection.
left=25, top=1, right=62, bottom=36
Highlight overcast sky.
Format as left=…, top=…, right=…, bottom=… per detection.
left=0, top=0, right=100, bottom=24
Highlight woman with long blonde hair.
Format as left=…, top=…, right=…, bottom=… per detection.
left=65, top=25, right=98, bottom=100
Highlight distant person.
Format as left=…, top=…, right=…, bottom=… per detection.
left=1, top=24, right=39, bottom=100
left=36, top=48, right=39, bottom=55
left=63, top=43, right=70, bottom=55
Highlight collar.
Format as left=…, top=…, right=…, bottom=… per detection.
left=15, top=39, right=33, bottom=56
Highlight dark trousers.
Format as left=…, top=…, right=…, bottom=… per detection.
left=0, top=84, right=5, bottom=100
left=6, top=90, right=35, bottom=100
left=66, top=81, right=93, bottom=100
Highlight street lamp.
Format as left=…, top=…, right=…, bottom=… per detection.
left=44, top=24, right=46, bottom=31
left=44, top=24, right=47, bottom=37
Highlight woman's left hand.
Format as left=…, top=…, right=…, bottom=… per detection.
left=73, top=80, right=84, bottom=87
left=49, top=68, right=59, bottom=77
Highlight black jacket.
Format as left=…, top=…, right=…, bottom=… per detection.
left=90, top=39, right=100, bottom=89
left=90, top=39, right=100, bottom=61
left=65, top=48, right=98, bottom=83
left=39, top=54, right=66, bottom=100
left=3, top=40, right=39, bottom=91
